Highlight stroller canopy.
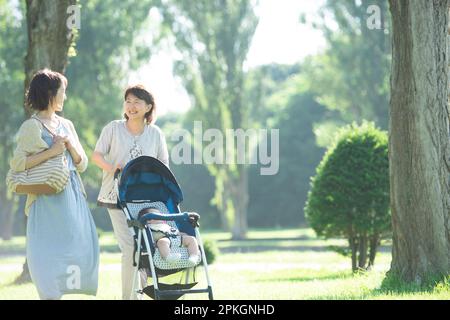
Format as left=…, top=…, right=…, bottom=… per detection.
left=117, top=156, right=183, bottom=206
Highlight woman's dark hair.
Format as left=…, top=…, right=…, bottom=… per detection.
left=124, top=84, right=156, bottom=124
left=26, top=69, right=67, bottom=111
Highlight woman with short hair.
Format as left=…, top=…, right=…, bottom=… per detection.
left=10, top=69, right=99, bottom=300
left=92, top=84, right=169, bottom=300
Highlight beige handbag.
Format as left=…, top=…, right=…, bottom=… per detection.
left=6, top=116, right=70, bottom=195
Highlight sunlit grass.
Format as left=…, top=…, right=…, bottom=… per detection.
left=0, top=228, right=448, bottom=300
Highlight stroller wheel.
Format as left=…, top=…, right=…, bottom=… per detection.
left=208, top=286, right=214, bottom=300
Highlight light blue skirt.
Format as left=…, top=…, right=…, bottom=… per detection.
left=26, top=171, right=99, bottom=299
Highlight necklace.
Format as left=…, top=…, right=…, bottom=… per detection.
left=129, top=136, right=143, bottom=160
left=123, top=121, right=145, bottom=160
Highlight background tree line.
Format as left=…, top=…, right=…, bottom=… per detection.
left=0, top=0, right=391, bottom=238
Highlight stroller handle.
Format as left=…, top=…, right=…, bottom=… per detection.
left=114, top=168, right=121, bottom=181
left=138, top=210, right=200, bottom=228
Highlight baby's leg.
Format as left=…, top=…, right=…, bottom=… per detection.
left=181, top=234, right=200, bottom=256
left=156, top=238, right=171, bottom=259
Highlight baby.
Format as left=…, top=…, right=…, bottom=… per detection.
left=145, top=208, right=200, bottom=267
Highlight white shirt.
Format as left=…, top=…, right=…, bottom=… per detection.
left=94, top=120, right=169, bottom=206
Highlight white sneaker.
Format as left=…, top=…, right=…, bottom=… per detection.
left=187, top=255, right=200, bottom=266
left=165, top=253, right=181, bottom=264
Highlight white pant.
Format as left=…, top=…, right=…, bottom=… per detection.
left=108, top=208, right=147, bottom=300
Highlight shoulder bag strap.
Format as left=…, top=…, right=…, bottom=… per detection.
left=31, top=115, right=57, bottom=138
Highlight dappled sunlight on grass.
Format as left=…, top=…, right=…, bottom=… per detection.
left=0, top=228, right=447, bottom=300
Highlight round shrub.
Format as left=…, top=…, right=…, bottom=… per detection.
left=202, top=239, right=219, bottom=264
left=305, top=121, right=390, bottom=271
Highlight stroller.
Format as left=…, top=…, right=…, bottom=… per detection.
left=114, top=156, right=214, bottom=300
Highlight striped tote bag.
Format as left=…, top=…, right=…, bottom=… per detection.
left=6, top=153, right=70, bottom=194
left=6, top=116, right=70, bottom=195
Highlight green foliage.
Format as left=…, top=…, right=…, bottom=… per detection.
left=327, top=245, right=351, bottom=258
left=0, top=0, right=27, bottom=239
left=157, top=114, right=222, bottom=229
left=301, top=0, right=391, bottom=129
left=305, top=121, right=389, bottom=237
left=243, top=57, right=364, bottom=230
left=0, top=0, right=26, bottom=162
left=305, top=121, right=390, bottom=269
left=247, top=66, right=332, bottom=227
left=64, top=0, right=155, bottom=188
left=158, top=0, right=258, bottom=132
left=157, top=0, right=259, bottom=237
left=202, top=239, right=219, bottom=265
left=244, top=63, right=302, bottom=128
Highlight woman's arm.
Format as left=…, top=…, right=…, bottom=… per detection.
left=92, top=151, right=118, bottom=173
left=92, top=121, right=118, bottom=173
left=25, top=150, right=55, bottom=169
left=64, top=119, right=88, bottom=172
left=65, top=138, right=82, bottom=166
left=157, top=128, right=169, bottom=167
left=25, top=137, right=66, bottom=169
left=10, top=119, right=55, bottom=172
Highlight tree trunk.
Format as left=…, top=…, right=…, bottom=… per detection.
left=0, top=190, right=14, bottom=240
left=388, top=0, right=450, bottom=284
left=349, top=236, right=358, bottom=272
left=0, top=152, right=16, bottom=240
left=358, top=235, right=368, bottom=270
left=448, top=4, right=450, bottom=123
left=368, top=234, right=379, bottom=268
left=16, top=0, right=77, bottom=284
left=230, top=167, right=249, bottom=240
left=24, top=0, right=77, bottom=116
left=214, top=172, right=231, bottom=232
left=219, top=194, right=231, bottom=233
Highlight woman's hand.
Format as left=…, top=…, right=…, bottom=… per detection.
left=63, top=136, right=83, bottom=165
left=24, top=135, right=67, bottom=170
left=187, top=212, right=200, bottom=228
left=49, top=135, right=67, bottom=156
left=103, top=162, right=122, bottom=174
left=63, top=136, right=75, bottom=151
left=108, top=163, right=122, bottom=174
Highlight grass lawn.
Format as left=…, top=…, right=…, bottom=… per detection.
left=0, top=228, right=448, bottom=300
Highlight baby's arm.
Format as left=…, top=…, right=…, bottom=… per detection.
left=148, top=219, right=166, bottom=224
